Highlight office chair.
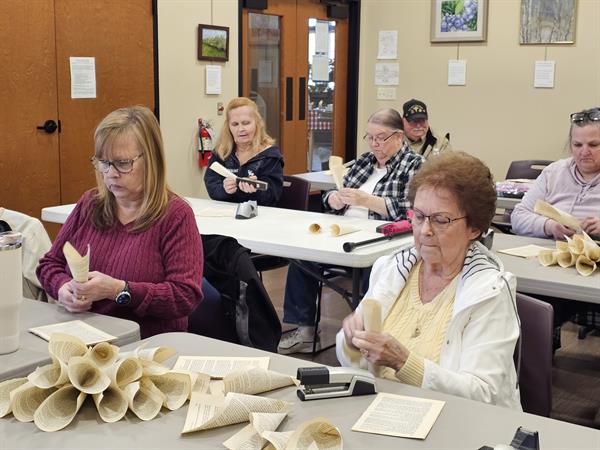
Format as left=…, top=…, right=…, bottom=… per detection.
left=514, top=292, right=554, bottom=417
left=492, top=160, right=553, bottom=234
left=251, top=175, right=311, bottom=275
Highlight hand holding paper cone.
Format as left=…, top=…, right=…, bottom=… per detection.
left=63, top=242, right=90, bottom=283
left=534, top=200, right=581, bottom=232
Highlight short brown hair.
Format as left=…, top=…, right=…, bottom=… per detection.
left=92, top=105, right=170, bottom=232
left=214, top=97, right=275, bottom=160
left=408, top=151, right=496, bottom=236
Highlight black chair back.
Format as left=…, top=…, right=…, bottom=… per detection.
left=506, top=160, right=553, bottom=180
left=277, top=175, right=311, bottom=211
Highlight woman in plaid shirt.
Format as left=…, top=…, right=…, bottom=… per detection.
left=278, top=108, right=424, bottom=354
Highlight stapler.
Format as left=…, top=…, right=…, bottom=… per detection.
left=235, top=200, right=258, bottom=219
left=296, top=366, right=376, bottom=401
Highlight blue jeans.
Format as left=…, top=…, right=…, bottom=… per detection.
left=188, top=278, right=238, bottom=342
left=283, top=262, right=371, bottom=326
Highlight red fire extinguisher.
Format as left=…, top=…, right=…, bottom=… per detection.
left=198, top=119, right=213, bottom=168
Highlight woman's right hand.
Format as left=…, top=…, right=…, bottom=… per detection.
left=223, top=177, right=238, bottom=194
left=57, top=281, right=92, bottom=313
left=342, top=311, right=364, bottom=351
left=327, top=191, right=345, bottom=210
left=544, top=219, right=576, bottom=240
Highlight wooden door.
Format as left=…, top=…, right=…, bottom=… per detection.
left=55, top=0, right=155, bottom=204
left=242, top=0, right=348, bottom=175
left=0, top=1, right=61, bottom=219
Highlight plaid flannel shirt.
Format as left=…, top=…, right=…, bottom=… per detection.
left=324, top=145, right=424, bottom=220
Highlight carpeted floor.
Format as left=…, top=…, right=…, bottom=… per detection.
left=262, top=266, right=600, bottom=429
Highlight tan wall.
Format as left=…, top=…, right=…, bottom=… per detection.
left=357, top=0, right=600, bottom=180
left=158, top=0, right=239, bottom=198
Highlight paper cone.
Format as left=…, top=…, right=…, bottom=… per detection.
left=27, top=361, right=69, bottom=389
left=93, top=385, right=128, bottom=423
left=147, top=372, right=191, bottom=411
left=107, top=357, right=143, bottom=388
left=575, top=255, right=597, bottom=277
left=534, top=200, right=581, bottom=231
left=308, top=223, right=322, bottom=234
left=87, top=341, right=119, bottom=368
left=330, top=164, right=345, bottom=190
left=209, top=161, right=236, bottom=179
left=123, top=379, right=164, bottom=421
left=330, top=223, right=360, bottom=237
left=63, top=242, right=90, bottom=283
left=555, top=240, right=569, bottom=252
left=33, top=385, right=86, bottom=432
left=67, top=356, right=111, bottom=394
left=581, top=233, right=600, bottom=261
left=9, top=382, right=57, bottom=422
left=538, top=249, right=558, bottom=267
left=566, top=235, right=585, bottom=255
left=0, top=378, right=28, bottom=418
left=362, top=299, right=382, bottom=377
left=48, top=333, right=88, bottom=365
left=556, top=251, right=577, bottom=268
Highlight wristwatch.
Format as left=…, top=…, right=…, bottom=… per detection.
left=115, top=281, right=131, bottom=306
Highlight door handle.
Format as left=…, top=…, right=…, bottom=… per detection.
left=36, top=120, right=59, bottom=134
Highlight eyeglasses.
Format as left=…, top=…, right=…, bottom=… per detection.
left=409, top=208, right=467, bottom=231
left=91, top=154, right=143, bottom=174
left=362, top=130, right=399, bottom=145
left=570, top=109, right=600, bottom=124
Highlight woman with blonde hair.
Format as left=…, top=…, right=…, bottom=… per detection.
left=204, top=97, right=284, bottom=206
left=37, top=105, right=203, bottom=338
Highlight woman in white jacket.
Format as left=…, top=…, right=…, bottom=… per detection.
left=337, top=152, right=522, bottom=409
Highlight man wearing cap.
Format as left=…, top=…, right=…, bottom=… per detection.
left=402, top=99, right=452, bottom=159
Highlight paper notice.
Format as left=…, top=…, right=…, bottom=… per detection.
left=172, top=356, right=270, bottom=379
left=69, top=57, right=96, bottom=99
left=377, top=87, right=396, bottom=101
left=206, top=65, right=222, bottom=95
left=448, top=59, right=466, bottom=86
left=352, top=393, right=444, bottom=440
left=496, top=244, right=550, bottom=258
left=29, top=320, right=116, bottom=346
left=374, top=63, right=399, bottom=86
left=312, top=55, right=329, bottom=82
left=377, top=31, right=397, bottom=59
left=534, top=60, right=555, bottom=88
left=315, top=20, right=329, bottom=54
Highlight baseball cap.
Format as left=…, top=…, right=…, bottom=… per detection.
left=403, top=99, right=428, bottom=121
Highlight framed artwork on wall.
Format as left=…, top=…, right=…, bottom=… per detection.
left=520, top=0, right=577, bottom=44
left=430, top=0, right=488, bottom=42
left=198, top=24, right=229, bottom=61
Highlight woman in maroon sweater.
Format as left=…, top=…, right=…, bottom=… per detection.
left=37, top=106, right=203, bottom=338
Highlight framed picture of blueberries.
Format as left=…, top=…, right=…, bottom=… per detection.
left=430, top=0, right=488, bottom=42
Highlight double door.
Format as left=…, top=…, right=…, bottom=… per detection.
left=241, top=0, right=349, bottom=175
left=0, top=0, right=154, bottom=230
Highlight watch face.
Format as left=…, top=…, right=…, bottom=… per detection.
left=115, top=291, right=131, bottom=305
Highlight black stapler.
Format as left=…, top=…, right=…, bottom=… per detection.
left=296, top=366, right=376, bottom=401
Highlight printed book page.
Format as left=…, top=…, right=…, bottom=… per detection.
left=172, top=356, right=270, bottom=379
left=352, top=392, right=444, bottom=440
left=29, top=320, right=116, bottom=345
left=497, top=244, right=550, bottom=258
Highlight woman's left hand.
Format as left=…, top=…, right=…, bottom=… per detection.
left=352, top=330, right=410, bottom=371
left=338, top=188, right=370, bottom=207
left=71, top=271, right=124, bottom=303
left=581, top=216, right=600, bottom=237
left=238, top=175, right=258, bottom=193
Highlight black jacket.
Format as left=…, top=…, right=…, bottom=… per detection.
left=204, top=145, right=284, bottom=206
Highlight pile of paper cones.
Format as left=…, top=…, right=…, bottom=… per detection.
left=538, top=232, right=600, bottom=276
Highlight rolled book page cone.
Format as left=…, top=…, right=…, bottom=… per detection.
left=0, top=378, right=28, bottom=418
left=538, top=249, right=558, bottom=266
left=330, top=164, right=345, bottom=190
left=107, top=357, right=143, bottom=388
left=534, top=200, right=581, bottom=231
left=362, top=299, right=382, bottom=377
left=27, top=361, right=69, bottom=389
left=48, top=333, right=88, bottom=365
left=555, top=240, right=569, bottom=252
left=575, top=255, right=597, bottom=277
left=308, top=223, right=322, bottom=234
left=209, top=161, right=237, bottom=179
left=67, top=356, right=111, bottom=394
left=329, top=155, right=343, bottom=169
left=63, top=242, right=90, bottom=283
left=567, top=234, right=585, bottom=255
left=147, top=372, right=191, bottom=410
left=87, top=341, right=119, bottom=368
left=123, top=380, right=164, bottom=421
left=581, top=234, right=600, bottom=261
left=330, top=223, right=361, bottom=237
left=556, top=251, right=577, bottom=268
left=33, top=385, right=86, bottom=432
left=93, top=385, right=128, bottom=423
left=9, top=382, right=57, bottom=422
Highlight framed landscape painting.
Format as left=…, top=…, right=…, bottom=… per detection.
left=430, top=0, right=488, bottom=42
left=520, top=0, right=577, bottom=44
left=198, top=24, right=229, bottom=61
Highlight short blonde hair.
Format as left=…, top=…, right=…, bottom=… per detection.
left=92, top=105, right=170, bottom=232
left=214, top=97, right=274, bottom=160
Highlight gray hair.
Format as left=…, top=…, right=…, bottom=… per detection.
left=367, top=108, right=404, bottom=131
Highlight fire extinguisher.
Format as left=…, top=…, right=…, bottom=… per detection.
left=198, top=118, right=213, bottom=168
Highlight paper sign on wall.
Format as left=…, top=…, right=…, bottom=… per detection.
left=377, top=87, right=396, bottom=100
left=70, top=57, right=96, bottom=99
left=312, top=55, right=329, bottom=82
left=205, top=65, right=222, bottom=95
left=375, top=63, right=399, bottom=86
left=534, top=61, right=555, bottom=88
left=377, top=31, right=397, bottom=59
left=448, top=60, right=466, bottom=86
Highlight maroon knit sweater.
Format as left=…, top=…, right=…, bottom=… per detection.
left=37, top=190, right=203, bottom=338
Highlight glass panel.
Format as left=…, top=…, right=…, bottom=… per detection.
left=307, top=18, right=335, bottom=171
left=248, top=13, right=281, bottom=144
